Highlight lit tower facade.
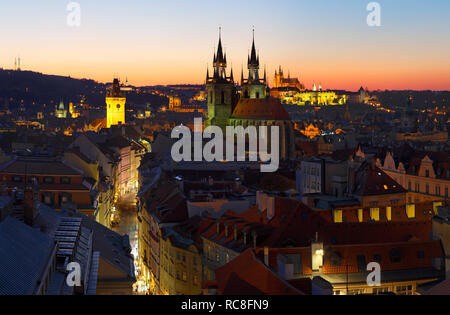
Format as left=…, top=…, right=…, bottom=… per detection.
left=55, top=100, right=67, bottom=118
left=106, top=78, right=126, bottom=128
left=241, top=31, right=268, bottom=100
left=205, top=29, right=237, bottom=131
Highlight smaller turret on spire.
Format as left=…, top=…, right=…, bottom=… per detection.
left=264, top=65, right=267, bottom=84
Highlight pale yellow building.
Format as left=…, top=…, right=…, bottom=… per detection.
left=159, top=227, right=203, bottom=295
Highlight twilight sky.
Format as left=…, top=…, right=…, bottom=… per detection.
left=0, top=0, right=449, bottom=91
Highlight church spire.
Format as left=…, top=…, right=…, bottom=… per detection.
left=213, top=27, right=227, bottom=79
left=249, top=28, right=259, bottom=67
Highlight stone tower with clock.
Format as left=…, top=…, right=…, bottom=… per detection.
left=106, top=78, right=126, bottom=128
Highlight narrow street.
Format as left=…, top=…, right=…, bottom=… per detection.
left=111, top=193, right=139, bottom=279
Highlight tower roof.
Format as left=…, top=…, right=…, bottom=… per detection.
left=248, top=30, right=259, bottom=68
left=214, top=28, right=226, bottom=65
left=107, top=78, right=125, bottom=98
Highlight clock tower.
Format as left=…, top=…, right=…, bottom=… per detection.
left=106, top=78, right=126, bottom=128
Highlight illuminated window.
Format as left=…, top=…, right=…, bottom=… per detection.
left=357, top=209, right=363, bottom=223
left=370, top=208, right=380, bottom=221
left=433, top=202, right=443, bottom=214
left=396, top=285, right=413, bottom=295
left=386, top=207, right=392, bottom=221
left=333, top=210, right=343, bottom=223
left=406, top=204, right=416, bottom=219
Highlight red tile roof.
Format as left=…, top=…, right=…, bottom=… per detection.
left=210, top=249, right=304, bottom=295
left=354, top=161, right=407, bottom=196
left=231, top=97, right=290, bottom=120
left=144, top=182, right=189, bottom=224
left=425, top=278, right=450, bottom=295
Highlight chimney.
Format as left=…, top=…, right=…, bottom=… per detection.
left=24, top=185, right=39, bottom=226
left=311, top=233, right=324, bottom=273
left=257, top=192, right=268, bottom=213
left=264, top=247, right=269, bottom=266
left=252, top=230, right=257, bottom=249
left=267, top=196, right=275, bottom=221
left=224, top=222, right=229, bottom=238
left=348, top=164, right=356, bottom=195
left=256, top=191, right=262, bottom=210
left=370, top=158, right=377, bottom=170
left=235, top=178, right=242, bottom=191
left=261, top=194, right=268, bottom=213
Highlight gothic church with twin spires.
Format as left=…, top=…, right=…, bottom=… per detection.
left=205, top=30, right=295, bottom=160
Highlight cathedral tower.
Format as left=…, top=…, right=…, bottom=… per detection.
left=241, top=30, right=268, bottom=100
left=106, top=78, right=126, bottom=128
left=205, top=29, right=237, bottom=131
